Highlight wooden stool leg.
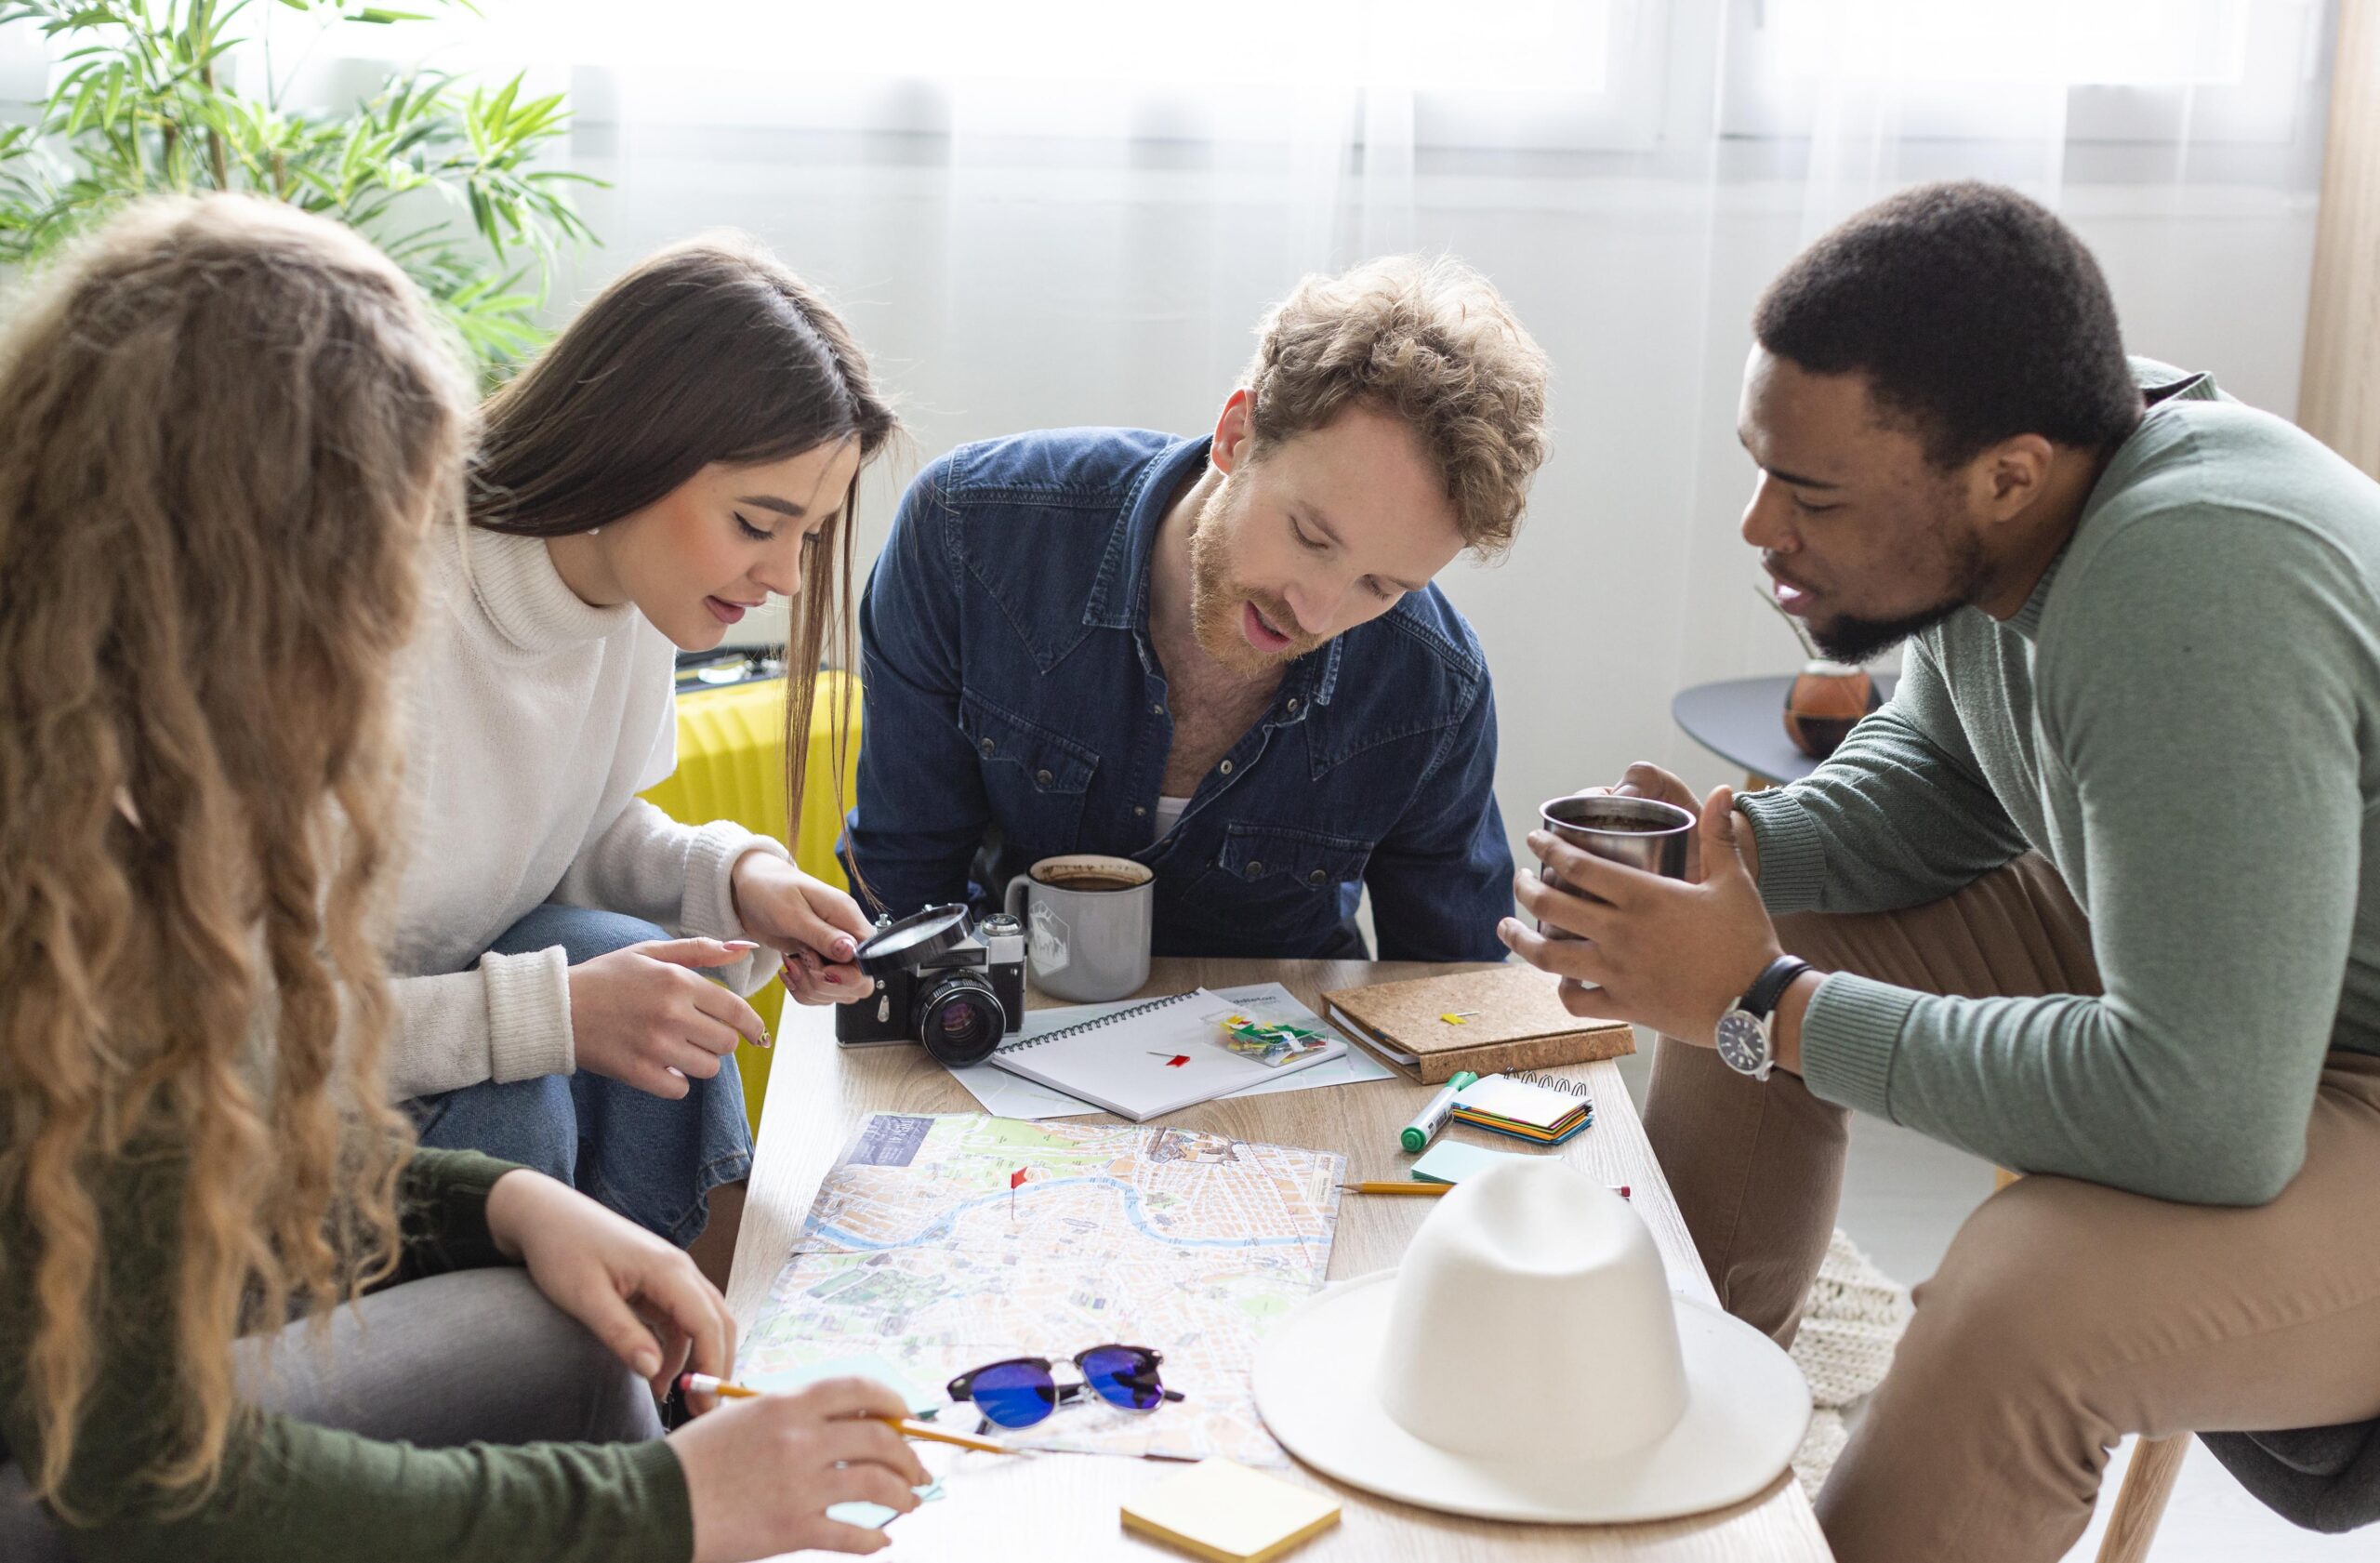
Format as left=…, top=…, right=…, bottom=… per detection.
left=2095, top=1434, right=2189, bottom=1563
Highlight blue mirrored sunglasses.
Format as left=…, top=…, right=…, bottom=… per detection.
left=945, top=1344, right=1186, bottom=1429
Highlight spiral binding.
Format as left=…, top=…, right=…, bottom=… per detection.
left=995, top=990, right=1200, bottom=1053
left=1504, top=1070, right=1594, bottom=1098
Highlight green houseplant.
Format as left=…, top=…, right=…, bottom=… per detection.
left=0, top=0, right=598, bottom=375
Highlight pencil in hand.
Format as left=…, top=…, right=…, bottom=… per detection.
left=675, top=1374, right=1024, bottom=1455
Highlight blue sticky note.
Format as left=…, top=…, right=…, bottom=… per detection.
left=826, top=1481, right=945, bottom=1531
left=737, top=1357, right=945, bottom=1530
left=741, top=1354, right=939, bottom=1414
left=1409, top=1139, right=1532, bottom=1184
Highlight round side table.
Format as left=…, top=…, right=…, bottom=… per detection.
left=1672, top=673, right=1898, bottom=788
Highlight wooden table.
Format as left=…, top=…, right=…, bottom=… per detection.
left=728, top=959, right=1831, bottom=1562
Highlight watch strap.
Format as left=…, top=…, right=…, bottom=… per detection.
left=1740, top=956, right=1811, bottom=1022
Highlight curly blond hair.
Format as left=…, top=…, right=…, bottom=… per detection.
left=1241, top=254, right=1552, bottom=555
left=0, top=196, right=470, bottom=1514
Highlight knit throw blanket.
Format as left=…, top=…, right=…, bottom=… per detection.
left=1788, top=1229, right=1912, bottom=1499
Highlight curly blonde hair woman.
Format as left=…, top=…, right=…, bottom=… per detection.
left=0, top=196, right=925, bottom=1563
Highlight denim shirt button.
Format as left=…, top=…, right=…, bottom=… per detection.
left=1246, top=861, right=1263, bottom=878
left=978, top=737, right=996, bottom=756
left=1307, top=868, right=1327, bottom=886
left=1220, top=760, right=1234, bottom=775
left=1152, top=703, right=1165, bottom=715
left=1287, top=697, right=1301, bottom=713
left=1134, top=805, right=1147, bottom=817
left=1035, top=768, right=1053, bottom=788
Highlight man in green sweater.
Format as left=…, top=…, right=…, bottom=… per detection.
left=1502, top=181, right=2380, bottom=1561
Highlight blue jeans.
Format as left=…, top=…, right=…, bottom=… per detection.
left=408, top=905, right=753, bottom=1247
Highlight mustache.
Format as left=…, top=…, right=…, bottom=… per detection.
left=1245, top=593, right=1319, bottom=651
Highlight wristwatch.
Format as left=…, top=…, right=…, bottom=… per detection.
left=1714, top=956, right=1811, bottom=1081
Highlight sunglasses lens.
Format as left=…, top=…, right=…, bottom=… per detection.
left=968, top=1360, right=1058, bottom=1427
left=1080, top=1345, right=1165, bottom=1411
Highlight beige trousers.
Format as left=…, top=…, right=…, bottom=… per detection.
left=1643, top=854, right=2380, bottom=1563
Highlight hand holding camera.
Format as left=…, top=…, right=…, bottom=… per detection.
left=832, top=905, right=1026, bottom=1066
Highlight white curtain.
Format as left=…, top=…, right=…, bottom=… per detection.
left=7, top=0, right=2334, bottom=852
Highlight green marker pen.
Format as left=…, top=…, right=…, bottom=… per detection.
left=1400, top=1070, right=1480, bottom=1154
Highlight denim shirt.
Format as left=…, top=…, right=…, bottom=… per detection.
left=841, top=428, right=1514, bottom=961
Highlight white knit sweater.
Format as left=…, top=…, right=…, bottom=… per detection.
left=382, top=523, right=787, bottom=1099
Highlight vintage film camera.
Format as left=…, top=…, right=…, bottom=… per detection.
left=833, top=905, right=1026, bottom=1066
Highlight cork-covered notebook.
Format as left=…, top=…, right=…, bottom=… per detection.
left=1318, top=964, right=1633, bottom=1083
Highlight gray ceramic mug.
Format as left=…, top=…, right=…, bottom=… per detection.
left=1002, top=854, right=1155, bottom=1001
left=1534, top=793, right=1696, bottom=941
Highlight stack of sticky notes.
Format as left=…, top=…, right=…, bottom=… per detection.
left=1408, top=1139, right=1532, bottom=1185
left=1450, top=1072, right=1593, bottom=1145
left=1120, top=1457, right=1341, bottom=1562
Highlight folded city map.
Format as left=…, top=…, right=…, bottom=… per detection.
left=739, top=1112, right=1344, bottom=1464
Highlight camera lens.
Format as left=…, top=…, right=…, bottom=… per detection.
left=913, top=972, right=1007, bottom=1067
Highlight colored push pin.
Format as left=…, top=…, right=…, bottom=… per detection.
left=1438, top=1011, right=1483, bottom=1026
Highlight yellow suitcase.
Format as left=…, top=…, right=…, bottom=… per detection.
left=640, top=666, right=862, bottom=1132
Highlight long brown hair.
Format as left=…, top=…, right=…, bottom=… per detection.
left=468, top=235, right=899, bottom=882
left=0, top=196, right=470, bottom=1512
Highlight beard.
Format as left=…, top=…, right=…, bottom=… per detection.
left=1806, top=602, right=1964, bottom=664
left=1183, top=474, right=1321, bottom=677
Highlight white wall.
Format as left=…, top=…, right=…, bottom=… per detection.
left=552, top=120, right=2321, bottom=881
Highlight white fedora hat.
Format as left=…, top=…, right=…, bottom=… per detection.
left=1253, top=1158, right=1809, bottom=1523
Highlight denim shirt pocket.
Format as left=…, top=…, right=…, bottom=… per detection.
left=1203, top=822, right=1375, bottom=905
left=959, top=690, right=1098, bottom=852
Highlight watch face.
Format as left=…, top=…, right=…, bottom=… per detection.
left=1714, top=1012, right=1769, bottom=1076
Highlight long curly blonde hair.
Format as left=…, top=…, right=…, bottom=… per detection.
left=0, top=196, right=470, bottom=1511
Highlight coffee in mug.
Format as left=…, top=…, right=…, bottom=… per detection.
left=1533, top=793, right=1695, bottom=941
left=1004, top=854, right=1156, bottom=1002
left=1032, top=867, right=1144, bottom=894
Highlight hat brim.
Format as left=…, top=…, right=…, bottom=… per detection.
left=1253, top=1270, right=1810, bottom=1524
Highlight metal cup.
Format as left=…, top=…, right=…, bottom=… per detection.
left=1534, top=793, right=1696, bottom=940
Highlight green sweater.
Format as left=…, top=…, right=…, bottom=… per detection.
left=1739, top=364, right=2380, bottom=1205
left=0, top=1146, right=693, bottom=1560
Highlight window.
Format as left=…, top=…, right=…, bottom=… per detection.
left=1720, top=0, right=2324, bottom=143
left=222, top=0, right=1663, bottom=151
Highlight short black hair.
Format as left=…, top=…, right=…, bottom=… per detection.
left=1753, top=181, right=2141, bottom=467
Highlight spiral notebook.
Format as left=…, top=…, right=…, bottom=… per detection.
left=988, top=987, right=1347, bottom=1123
left=1449, top=1071, right=1593, bottom=1145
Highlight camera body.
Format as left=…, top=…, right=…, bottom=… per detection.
left=834, top=905, right=1026, bottom=1066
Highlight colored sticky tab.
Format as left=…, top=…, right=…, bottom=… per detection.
left=1438, top=1013, right=1470, bottom=1025
left=1408, top=1139, right=1532, bottom=1185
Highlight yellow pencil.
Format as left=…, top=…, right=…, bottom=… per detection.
left=676, top=1373, right=1024, bottom=1454
left=1338, top=1179, right=1631, bottom=1199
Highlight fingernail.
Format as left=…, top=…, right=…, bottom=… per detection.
left=832, top=935, right=857, bottom=960
left=638, top=1351, right=661, bottom=1377
left=725, top=940, right=759, bottom=952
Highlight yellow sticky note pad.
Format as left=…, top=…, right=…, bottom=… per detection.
left=1120, top=1458, right=1341, bottom=1563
